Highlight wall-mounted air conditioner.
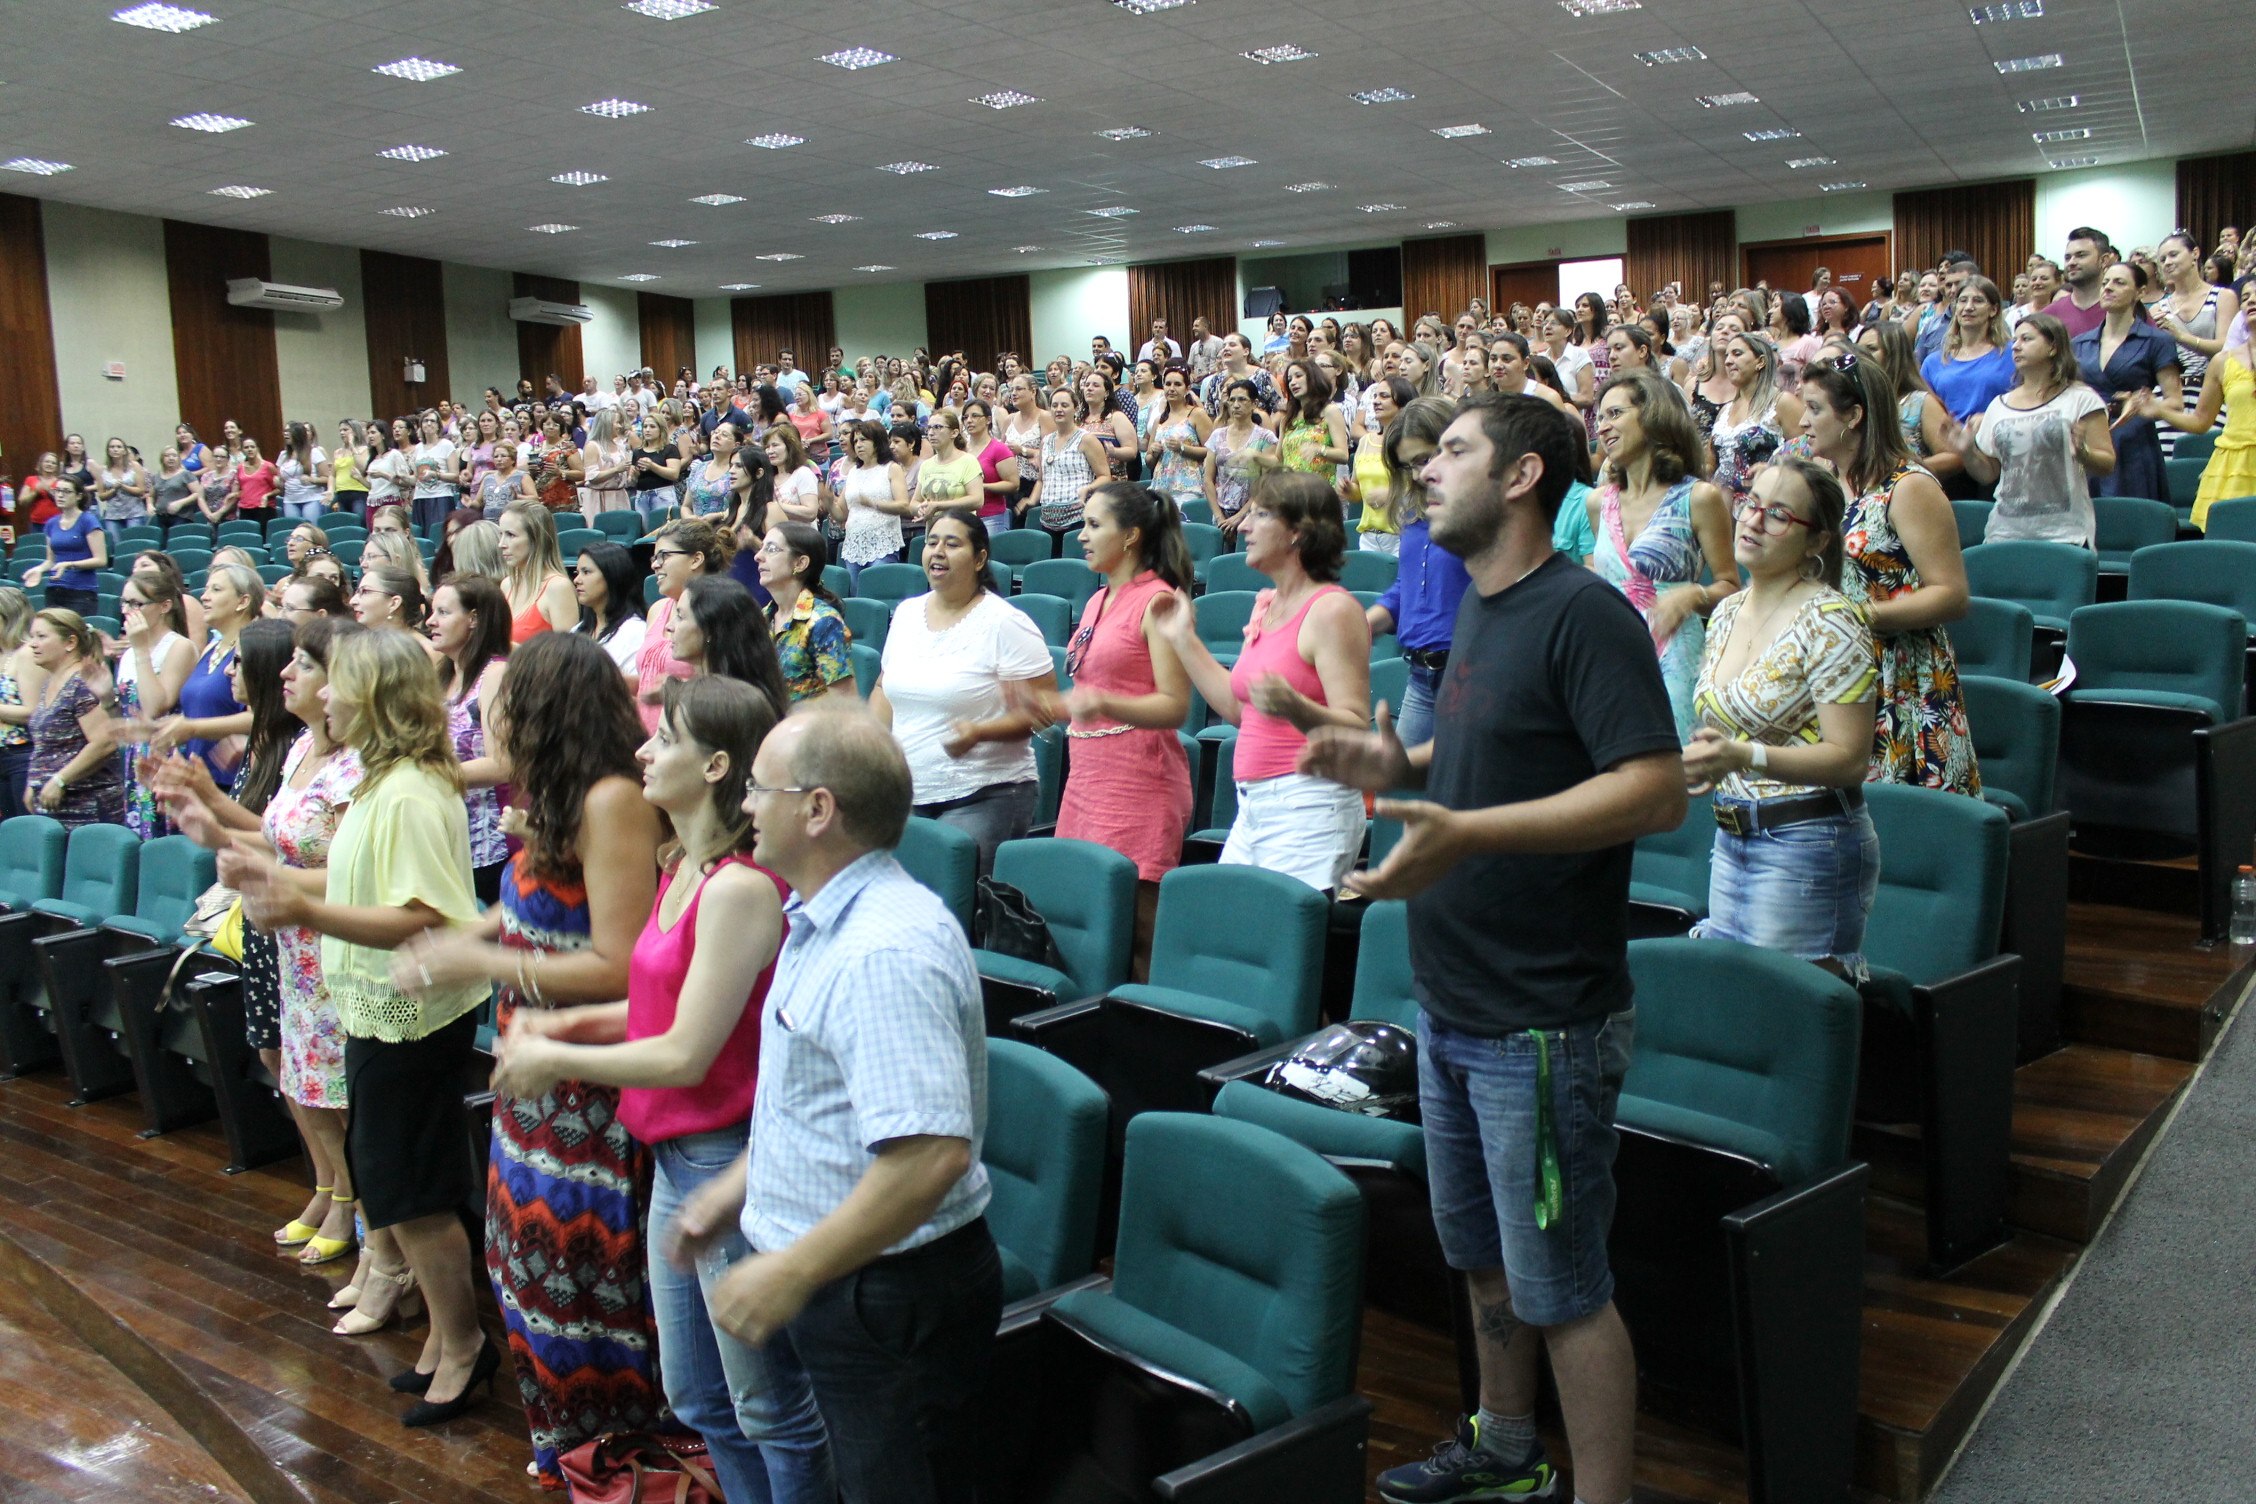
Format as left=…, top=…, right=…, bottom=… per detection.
left=226, top=278, right=345, bottom=311
left=509, top=297, right=593, bottom=326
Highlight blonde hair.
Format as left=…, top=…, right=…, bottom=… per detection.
left=1944, top=276, right=2011, bottom=358
left=0, top=587, right=32, bottom=654
left=451, top=520, right=504, bottom=581
left=362, top=527, right=429, bottom=588
left=326, top=628, right=461, bottom=791
left=501, top=500, right=566, bottom=596
left=32, top=607, right=100, bottom=662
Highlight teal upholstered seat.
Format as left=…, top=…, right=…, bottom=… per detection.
left=1947, top=596, right=2035, bottom=683
left=2127, top=539, right=2256, bottom=633
left=973, top=837, right=1136, bottom=1005
left=1199, top=553, right=1265, bottom=596
left=2065, top=600, right=2247, bottom=725
left=839, top=594, right=893, bottom=651
left=1960, top=674, right=2060, bottom=820
left=1630, top=790, right=1715, bottom=920
left=1004, top=591, right=1075, bottom=647
left=30, top=824, right=140, bottom=930
left=1962, top=540, right=2097, bottom=633
left=984, top=1039, right=1108, bottom=1301
left=0, top=816, right=66, bottom=911
left=105, top=835, right=217, bottom=944
left=1107, top=865, right=1328, bottom=1047
left=2092, top=496, right=2177, bottom=574
left=1017, top=558, right=1102, bottom=612
left=851, top=561, right=926, bottom=605
left=895, top=817, right=977, bottom=933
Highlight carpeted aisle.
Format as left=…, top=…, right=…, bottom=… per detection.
left=1932, top=972, right=2256, bottom=1502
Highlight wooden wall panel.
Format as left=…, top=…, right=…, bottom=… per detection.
left=1400, top=235, right=1488, bottom=324
left=638, top=292, right=696, bottom=385
left=1894, top=180, right=2034, bottom=287
left=925, top=275, right=1033, bottom=371
left=163, top=218, right=283, bottom=454
left=2176, top=152, right=2256, bottom=268
left=1625, top=211, right=1737, bottom=305
left=1126, top=258, right=1235, bottom=361
left=731, top=291, right=834, bottom=374
left=512, top=272, right=584, bottom=392
left=361, top=249, right=449, bottom=424
left=0, top=194, right=63, bottom=492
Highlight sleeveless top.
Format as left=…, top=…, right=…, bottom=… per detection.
left=1037, top=431, right=1094, bottom=527
left=617, top=854, right=786, bottom=1144
left=839, top=464, right=904, bottom=565
left=477, top=470, right=522, bottom=515
left=2162, top=285, right=2221, bottom=389
left=1710, top=397, right=1783, bottom=507
left=331, top=447, right=367, bottom=497
left=179, top=639, right=245, bottom=786
left=1148, top=408, right=1205, bottom=503
left=1592, top=478, right=1707, bottom=740
left=510, top=581, right=559, bottom=644
left=683, top=458, right=733, bottom=518
left=447, top=688, right=508, bottom=867
left=1280, top=415, right=1330, bottom=475
left=1841, top=462, right=1981, bottom=796
left=1228, top=584, right=1350, bottom=782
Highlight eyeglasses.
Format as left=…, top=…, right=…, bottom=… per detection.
left=651, top=548, right=691, bottom=563
left=746, top=782, right=812, bottom=798
left=1733, top=499, right=1815, bottom=535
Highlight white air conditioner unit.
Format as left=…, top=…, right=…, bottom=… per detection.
left=225, top=278, right=344, bottom=311
left=509, top=296, right=593, bottom=326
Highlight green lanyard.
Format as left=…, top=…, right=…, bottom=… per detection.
left=1534, top=1032, right=1564, bottom=1233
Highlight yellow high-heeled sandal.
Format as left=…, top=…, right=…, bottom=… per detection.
left=300, top=1197, right=358, bottom=1266
left=274, top=1186, right=332, bottom=1248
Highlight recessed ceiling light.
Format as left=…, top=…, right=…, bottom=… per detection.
left=877, top=161, right=936, bottom=174
left=581, top=97, right=652, bottom=118
left=972, top=89, right=1041, bottom=109
left=989, top=186, right=1046, bottom=197
left=172, top=111, right=252, bottom=132
left=1559, top=0, right=1641, bottom=13
left=855, top=264, right=896, bottom=272
left=2019, top=94, right=2079, bottom=111
left=528, top=223, right=578, bottom=233
left=1633, top=46, right=1706, bottom=64
left=819, top=46, right=895, bottom=69
left=372, top=56, right=460, bottom=82
left=1200, top=155, right=1258, bottom=169
left=915, top=231, right=958, bottom=240
left=1088, top=257, right=1125, bottom=265
left=623, top=0, right=715, bottom=16
left=1785, top=156, right=1835, bottom=169
left=756, top=251, right=805, bottom=260
left=1096, top=126, right=1152, bottom=140
left=380, top=143, right=447, bottom=162
left=1174, top=224, right=1216, bottom=233
left=651, top=238, right=697, bottom=247
left=1611, top=201, right=1657, bottom=210
left=551, top=170, right=608, bottom=186
left=208, top=184, right=270, bottom=198
left=113, top=3, right=216, bottom=32
left=0, top=157, right=73, bottom=176
left=618, top=273, right=660, bottom=282
left=1351, top=87, right=1415, bottom=104
left=746, top=133, right=805, bottom=149
left=1743, top=128, right=1801, bottom=141
left=1503, top=155, right=1558, bottom=168
left=1249, top=238, right=1286, bottom=247
left=1558, top=179, right=1612, bottom=191
left=1695, top=92, right=1759, bottom=107
left=1358, top=202, right=1405, bottom=213
left=1425, top=221, right=1458, bottom=229
left=1995, top=52, right=2063, bottom=72
left=2033, top=126, right=2091, bottom=142
left=719, top=282, right=759, bottom=291
left=1970, top=0, right=2042, bottom=21
left=1284, top=181, right=1334, bottom=192
left=1431, top=124, right=1491, bottom=139
left=1013, top=245, right=1044, bottom=253
left=691, top=193, right=745, bottom=205
left=378, top=205, right=431, bottom=218
left=1241, top=43, right=1317, bottom=63
left=810, top=212, right=861, bottom=224
left=2048, top=155, right=2098, bottom=168
left=1086, top=206, right=1136, bottom=217
left=1113, top=0, right=1192, bottom=11
left=1818, top=180, right=1867, bottom=192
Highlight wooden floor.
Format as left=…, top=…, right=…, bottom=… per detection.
left=0, top=899, right=2247, bottom=1504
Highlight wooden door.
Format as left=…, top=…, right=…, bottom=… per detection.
left=1740, top=234, right=1893, bottom=303
left=1491, top=260, right=1559, bottom=318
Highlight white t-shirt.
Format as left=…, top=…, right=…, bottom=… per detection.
left=880, top=590, right=1051, bottom=805
left=1975, top=385, right=2106, bottom=547
left=775, top=465, right=820, bottom=523
left=411, top=440, right=457, bottom=499
left=580, top=614, right=647, bottom=674
left=1548, top=341, right=1594, bottom=401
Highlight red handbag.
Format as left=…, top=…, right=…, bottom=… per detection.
left=558, top=1433, right=724, bottom=1504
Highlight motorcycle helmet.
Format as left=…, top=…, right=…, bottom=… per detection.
left=1263, top=1020, right=1420, bottom=1123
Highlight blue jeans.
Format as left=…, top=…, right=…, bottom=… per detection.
left=1419, top=1006, right=1635, bottom=1327
left=843, top=550, right=905, bottom=591
left=412, top=491, right=456, bottom=533
left=651, top=1131, right=834, bottom=1504
left=1395, top=659, right=1441, bottom=750
left=1694, top=802, right=1879, bottom=980
left=635, top=487, right=678, bottom=527
left=915, top=779, right=1038, bottom=877
left=282, top=493, right=323, bottom=521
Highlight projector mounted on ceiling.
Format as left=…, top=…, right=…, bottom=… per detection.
left=226, top=278, right=345, bottom=311
left=509, top=296, right=594, bottom=326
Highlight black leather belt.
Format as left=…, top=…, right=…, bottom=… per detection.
left=1404, top=646, right=1450, bottom=672
left=1713, top=785, right=1864, bottom=837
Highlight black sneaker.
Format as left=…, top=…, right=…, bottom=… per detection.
left=1375, top=1414, right=1560, bottom=1502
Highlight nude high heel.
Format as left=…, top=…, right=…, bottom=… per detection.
left=332, top=1264, right=422, bottom=1335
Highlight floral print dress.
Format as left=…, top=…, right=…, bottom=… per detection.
left=264, top=736, right=362, bottom=1108
left=1840, top=463, right=1981, bottom=796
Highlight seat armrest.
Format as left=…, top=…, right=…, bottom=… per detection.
left=1913, top=954, right=2020, bottom=1272
left=1010, top=992, right=1105, bottom=1045
left=998, top=1271, right=1111, bottom=1339
left=1152, top=1394, right=1373, bottom=1504
left=1196, top=1038, right=1300, bottom=1096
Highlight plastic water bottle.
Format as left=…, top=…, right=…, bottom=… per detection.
left=2234, top=865, right=2256, bottom=948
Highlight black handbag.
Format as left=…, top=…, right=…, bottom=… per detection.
left=975, top=876, right=1069, bottom=973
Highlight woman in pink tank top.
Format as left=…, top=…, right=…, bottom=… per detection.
left=1154, top=472, right=1372, bottom=891
left=484, top=676, right=831, bottom=1503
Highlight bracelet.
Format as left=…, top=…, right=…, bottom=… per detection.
left=1746, top=742, right=1769, bottom=773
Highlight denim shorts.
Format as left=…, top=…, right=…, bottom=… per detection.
left=1692, top=804, right=1879, bottom=981
left=1419, top=1005, right=1635, bottom=1327
left=1218, top=772, right=1366, bottom=893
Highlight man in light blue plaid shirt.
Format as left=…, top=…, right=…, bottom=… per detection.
left=675, top=711, right=1001, bottom=1504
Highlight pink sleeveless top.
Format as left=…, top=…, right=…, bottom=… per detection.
left=1227, top=583, right=1348, bottom=782
left=617, top=854, right=787, bottom=1144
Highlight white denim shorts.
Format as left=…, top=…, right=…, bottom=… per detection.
left=1219, top=772, right=1367, bottom=893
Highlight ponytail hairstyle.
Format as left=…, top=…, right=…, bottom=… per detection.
left=1085, top=481, right=1193, bottom=591
left=1773, top=455, right=1850, bottom=590
left=656, top=674, right=779, bottom=866
left=681, top=575, right=789, bottom=717
left=1797, top=351, right=1911, bottom=495
left=772, top=522, right=842, bottom=609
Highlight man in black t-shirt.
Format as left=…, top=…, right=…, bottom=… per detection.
left=1303, top=394, right=1682, bottom=1504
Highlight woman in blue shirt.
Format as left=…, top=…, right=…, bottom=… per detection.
left=21, top=478, right=107, bottom=615
left=1361, top=396, right=1465, bottom=748
left=1919, top=276, right=2017, bottom=424
left=2073, top=262, right=2182, bottom=503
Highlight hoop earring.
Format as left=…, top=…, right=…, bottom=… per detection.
left=1800, top=553, right=1825, bottom=583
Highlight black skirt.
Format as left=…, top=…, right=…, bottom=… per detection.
left=344, top=1011, right=480, bottom=1231
left=240, top=929, right=282, bottom=1052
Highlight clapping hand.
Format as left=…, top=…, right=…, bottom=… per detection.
left=1680, top=727, right=1745, bottom=796
left=1341, top=798, right=1465, bottom=900
left=1297, top=702, right=1414, bottom=792
left=1144, top=588, right=1198, bottom=649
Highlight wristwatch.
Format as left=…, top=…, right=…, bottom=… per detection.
left=1746, top=743, right=1769, bottom=773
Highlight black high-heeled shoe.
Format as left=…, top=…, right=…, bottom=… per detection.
left=387, top=1366, right=435, bottom=1395
left=400, top=1338, right=502, bottom=1428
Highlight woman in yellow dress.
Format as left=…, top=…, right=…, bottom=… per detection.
left=2131, top=290, right=2256, bottom=531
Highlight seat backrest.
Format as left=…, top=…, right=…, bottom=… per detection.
left=989, top=529, right=1054, bottom=569
left=2127, top=539, right=2256, bottom=626
left=2204, top=498, right=2256, bottom=544
left=1111, top=1112, right=1365, bottom=1419
left=1179, top=523, right=1224, bottom=568
left=1946, top=597, right=2035, bottom=682
left=1622, top=937, right=1862, bottom=1185
left=1631, top=788, right=1715, bottom=904
left=2165, top=454, right=2207, bottom=508
left=596, top=509, right=646, bottom=540
left=1195, top=724, right=1238, bottom=830
left=134, top=835, right=219, bottom=936
left=1959, top=674, right=2060, bottom=818
left=1951, top=499, right=1993, bottom=553
left=854, top=561, right=927, bottom=604
left=1148, top=865, right=1328, bottom=1036
left=993, top=837, right=1137, bottom=999
left=58, top=824, right=141, bottom=919
left=984, top=1039, right=1110, bottom=1296
left=1201, top=553, right=1265, bottom=595
left=1862, top=782, right=2010, bottom=983
left=1193, top=591, right=1259, bottom=656
left=848, top=641, right=880, bottom=698
left=1006, top=592, right=1076, bottom=647
left=1347, top=901, right=1416, bottom=1028
left=1337, top=551, right=1398, bottom=594
left=1368, top=656, right=1409, bottom=721
left=2093, top=496, right=2178, bottom=565
left=1962, top=540, right=2097, bottom=620
left=840, top=595, right=893, bottom=651
left=896, top=818, right=978, bottom=931
left=2065, top=600, right=2247, bottom=723
left=0, top=816, right=67, bottom=905
left=821, top=564, right=851, bottom=600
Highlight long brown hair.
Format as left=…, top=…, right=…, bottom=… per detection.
left=658, top=675, right=778, bottom=866
left=490, top=631, right=643, bottom=879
